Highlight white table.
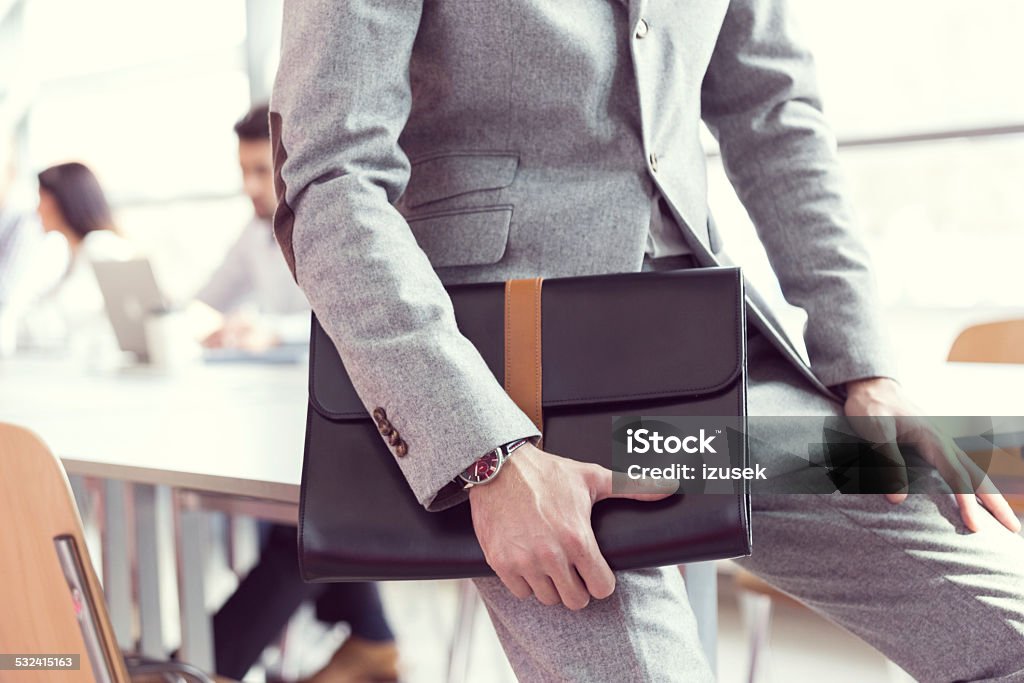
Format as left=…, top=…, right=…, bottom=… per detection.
left=899, top=361, right=1024, bottom=417
left=0, top=355, right=307, bottom=501
left=0, top=354, right=308, bottom=667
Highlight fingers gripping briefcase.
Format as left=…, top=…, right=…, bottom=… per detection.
left=299, top=267, right=751, bottom=581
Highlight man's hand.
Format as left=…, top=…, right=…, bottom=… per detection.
left=844, top=377, right=1021, bottom=533
left=468, top=443, right=675, bottom=610
left=201, top=313, right=280, bottom=352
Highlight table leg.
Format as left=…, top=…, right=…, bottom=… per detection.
left=178, top=505, right=214, bottom=672
left=684, top=561, right=718, bottom=675
left=229, top=514, right=260, bottom=575
left=102, top=479, right=135, bottom=650
left=446, top=580, right=479, bottom=683
left=68, top=475, right=100, bottom=571
left=135, top=483, right=178, bottom=657
left=68, top=474, right=90, bottom=518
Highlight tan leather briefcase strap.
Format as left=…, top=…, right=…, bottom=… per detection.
left=504, top=278, right=544, bottom=436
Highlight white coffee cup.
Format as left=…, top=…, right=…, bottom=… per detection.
left=144, top=310, right=199, bottom=370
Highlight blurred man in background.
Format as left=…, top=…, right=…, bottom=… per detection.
left=193, top=103, right=310, bottom=351
left=205, top=104, right=400, bottom=683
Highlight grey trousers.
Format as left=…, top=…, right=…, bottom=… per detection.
left=472, top=289, right=1024, bottom=682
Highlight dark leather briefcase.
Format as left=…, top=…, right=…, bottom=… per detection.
left=300, top=267, right=751, bottom=581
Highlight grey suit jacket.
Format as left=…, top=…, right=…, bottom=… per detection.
left=270, top=0, right=894, bottom=510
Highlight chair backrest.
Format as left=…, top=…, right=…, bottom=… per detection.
left=947, top=323, right=1024, bottom=511
left=0, top=423, right=129, bottom=683
left=948, top=319, right=1024, bottom=364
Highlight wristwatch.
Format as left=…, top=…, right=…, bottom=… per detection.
left=458, top=438, right=531, bottom=488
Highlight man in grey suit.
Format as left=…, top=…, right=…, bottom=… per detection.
left=270, top=0, right=1024, bottom=679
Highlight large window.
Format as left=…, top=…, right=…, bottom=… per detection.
left=709, top=0, right=1024, bottom=311
left=4, top=0, right=1021, bottom=308
left=795, top=0, right=1024, bottom=138
left=3, top=0, right=279, bottom=300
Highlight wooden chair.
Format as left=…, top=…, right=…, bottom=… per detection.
left=947, top=319, right=1024, bottom=364
left=0, top=422, right=224, bottom=682
left=948, top=320, right=1024, bottom=512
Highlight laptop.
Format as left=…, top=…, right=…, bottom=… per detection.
left=91, top=258, right=168, bottom=362
left=93, top=257, right=307, bottom=365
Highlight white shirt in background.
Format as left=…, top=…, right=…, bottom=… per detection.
left=0, top=208, right=53, bottom=355
left=19, top=230, right=136, bottom=353
left=0, top=207, right=42, bottom=306
left=195, top=217, right=310, bottom=344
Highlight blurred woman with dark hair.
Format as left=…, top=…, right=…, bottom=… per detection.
left=36, top=162, right=121, bottom=244
left=20, top=162, right=136, bottom=352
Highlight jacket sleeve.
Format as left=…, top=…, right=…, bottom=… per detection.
left=270, top=0, right=541, bottom=510
left=701, top=0, right=897, bottom=389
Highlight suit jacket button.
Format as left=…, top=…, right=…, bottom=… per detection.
left=388, top=430, right=402, bottom=447
left=378, top=422, right=394, bottom=437
left=394, top=440, right=408, bottom=457
left=635, top=18, right=650, bottom=39
left=372, top=407, right=387, bottom=423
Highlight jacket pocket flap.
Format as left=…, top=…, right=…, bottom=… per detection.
left=403, top=153, right=519, bottom=208
left=408, top=206, right=512, bottom=268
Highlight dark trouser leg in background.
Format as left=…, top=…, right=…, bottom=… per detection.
left=213, top=524, right=318, bottom=678
left=315, top=582, right=395, bottom=643
left=213, top=523, right=393, bottom=678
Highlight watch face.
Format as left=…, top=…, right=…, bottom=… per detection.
left=461, top=450, right=502, bottom=484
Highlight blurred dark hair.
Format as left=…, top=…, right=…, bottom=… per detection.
left=234, top=102, right=270, bottom=141
left=37, top=162, right=116, bottom=239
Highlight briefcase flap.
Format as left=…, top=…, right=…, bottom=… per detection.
left=308, top=267, right=743, bottom=420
